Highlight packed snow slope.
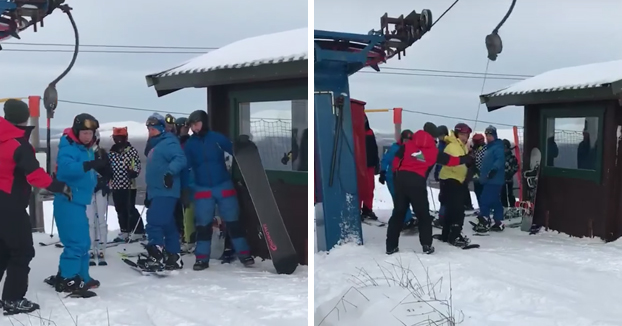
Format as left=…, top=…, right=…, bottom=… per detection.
left=314, top=176, right=622, bottom=326
left=0, top=202, right=307, bottom=326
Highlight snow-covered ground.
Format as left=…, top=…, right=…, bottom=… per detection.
left=1, top=201, right=307, bottom=326
left=314, top=177, right=622, bottom=326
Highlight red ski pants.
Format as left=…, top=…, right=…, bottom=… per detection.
left=360, top=167, right=375, bottom=210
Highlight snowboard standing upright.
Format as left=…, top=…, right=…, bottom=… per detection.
left=520, top=148, right=541, bottom=232
left=234, top=135, right=298, bottom=275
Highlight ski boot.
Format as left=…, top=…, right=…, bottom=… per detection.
left=472, top=215, right=491, bottom=233
left=86, top=278, right=100, bottom=289
left=98, top=252, right=107, bottom=266
left=529, top=224, right=541, bottom=235
left=89, top=251, right=96, bottom=266
left=490, top=221, right=505, bottom=232
left=402, top=219, right=418, bottom=231
left=219, top=248, right=235, bottom=264
left=193, top=260, right=209, bottom=271
left=137, top=244, right=166, bottom=271
left=422, top=245, right=435, bottom=254
left=57, top=275, right=97, bottom=298
left=164, top=251, right=184, bottom=270
left=385, top=246, right=399, bottom=255
left=239, top=255, right=255, bottom=267
left=44, top=273, right=61, bottom=290
left=113, top=232, right=129, bottom=243
left=361, top=207, right=378, bottom=220
left=449, top=225, right=471, bottom=248
left=2, top=298, right=39, bottom=315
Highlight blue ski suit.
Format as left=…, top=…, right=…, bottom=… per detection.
left=183, top=131, right=250, bottom=263
left=53, top=130, right=97, bottom=282
left=380, top=142, right=413, bottom=223
left=478, top=137, right=506, bottom=223
left=145, top=131, right=187, bottom=254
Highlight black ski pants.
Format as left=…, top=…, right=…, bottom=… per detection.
left=174, top=200, right=184, bottom=238
left=439, top=179, right=466, bottom=243
left=463, top=182, right=473, bottom=208
left=386, top=171, right=433, bottom=251
left=0, top=208, right=34, bottom=301
left=501, top=181, right=516, bottom=207
left=473, top=180, right=484, bottom=207
left=112, top=189, right=145, bottom=234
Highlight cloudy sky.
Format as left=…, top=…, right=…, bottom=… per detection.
left=315, top=0, right=622, bottom=133
left=1, top=0, right=306, bottom=129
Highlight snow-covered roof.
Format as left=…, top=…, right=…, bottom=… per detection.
left=149, top=28, right=308, bottom=78
left=486, top=59, right=622, bottom=97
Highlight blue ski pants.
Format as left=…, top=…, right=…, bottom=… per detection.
left=386, top=176, right=413, bottom=223
left=479, top=184, right=504, bottom=223
left=53, top=198, right=92, bottom=282
left=146, top=196, right=181, bottom=254
left=194, top=180, right=250, bottom=262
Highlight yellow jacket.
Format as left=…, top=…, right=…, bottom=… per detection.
left=439, top=132, right=468, bottom=183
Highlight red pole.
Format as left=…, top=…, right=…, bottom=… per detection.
left=393, top=108, right=402, bottom=142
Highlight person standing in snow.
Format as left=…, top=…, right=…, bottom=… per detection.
left=379, top=129, right=415, bottom=230
left=183, top=110, right=254, bottom=270
left=51, top=113, right=104, bottom=296
left=433, top=125, right=449, bottom=228
left=501, top=139, right=519, bottom=210
left=472, top=125, right=506, bottom=233
left=0, top=100, right=72, bottom=314
left=470, top=133, right=487, bottom=206
left=174, top=117, right=195, bottom=252
left=438, top=123, right=473, bottom=247
left=108, top=126, right=145, bottom=242
left=361, top=114, right=380, bottom=220
left=87, top=130, right=112, bottom=265
left=386, top=122, right=473, bottom=255
left=142, top=113, right=187, bottom=270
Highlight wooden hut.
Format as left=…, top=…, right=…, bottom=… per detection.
left=145, top=28, right=309, bottom=264
left=480, top=59, right=622, bottom=241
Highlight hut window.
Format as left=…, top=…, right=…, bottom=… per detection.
left=543, top=116, right=599, bottom=170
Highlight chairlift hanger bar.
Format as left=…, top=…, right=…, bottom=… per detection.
left=485, top=0, right=517, bottom=61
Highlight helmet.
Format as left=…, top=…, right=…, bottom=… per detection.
left=437, top=125, right=449, bottom=137
left=146, top=113, right=166, bottom=127
left=188, top=110, right=209, bottom=134
left=175, top=117, right=188, bottom=128
left=112, top=127, right=128, bottom=137
left=485, top=125, right=497, bottom=138
left=400, top=129, right=413, bottom=141
left=72, top=113, right=99, bottom=137
left=165, top=114, right=176, bottom=125
left=472, top=133, right=485, bottom=145
left=454, top=123, right=472, bottom=134
left=503, top=139, right=512, bottom=149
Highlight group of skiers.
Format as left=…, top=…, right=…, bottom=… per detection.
left=0, top=98, right=254, bottom=315
left=361, top=116, right=520, bottom=255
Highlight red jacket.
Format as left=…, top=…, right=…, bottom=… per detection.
left=0, top=117, right=62, bottom=210
left=397, top=130, right=461, bottom=177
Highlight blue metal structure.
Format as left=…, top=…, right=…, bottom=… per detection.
left=314, top=10, right=433, bottom=251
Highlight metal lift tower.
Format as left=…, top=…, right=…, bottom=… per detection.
left=315, top=10, right=433, bottom=251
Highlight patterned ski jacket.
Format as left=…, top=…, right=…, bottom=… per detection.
left=472, top=144, right=487, bottom=178
left=504, top=151, right=519, bottom=182
left=108, top=142, right=141, bottom=190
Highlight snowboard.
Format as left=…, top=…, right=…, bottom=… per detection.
left=42, top=275, right=98, bottom=298
left=432, top=234, right=480, bottom=249
left=521, top=148, right=541, bottom=232
left=39, top=240, right=61, bottom=247
left=234, top=135, right=298, bottom=275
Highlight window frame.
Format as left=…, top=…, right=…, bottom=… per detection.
left=538, top=105, right=604, bottom=183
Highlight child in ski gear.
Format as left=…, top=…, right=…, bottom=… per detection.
left=183, top=110, right=253, bottom=270
left=0, top=100, right=72, bottom=314
left=108, top=126, right=145, bottom=242
left=53, top=113, right=103, bottom=295
left=386, top=122, right=474, bottom=255
left=143, top=113, right=187, bottom=271
left=438, top=123, right=472, bottom=247
left=361, top=114, right=380, bottom=220
left=473, top=125, right=506, bottom=233
left=175, top=117, right=196, bottom=252
left=165, top=114, right=176, bottom=133
left=87, top=131, right=111, bottom=266
left=379, top=129, right=414, bottom=228
left=471, top=133, right=487, bottom=205
left=501, top=139, right=518, bottom=209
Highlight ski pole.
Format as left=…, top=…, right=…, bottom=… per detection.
left=50, top=215, right=56, bottom=238
left=128, top=205, right=146, bottom=242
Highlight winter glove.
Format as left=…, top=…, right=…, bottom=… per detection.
left=181, top=188, right=192, bottom=207
left=378, top=171, right=386, bottom=185
left=163, top=173, right=174, bottom=189
left=374, top=164, right=380, bottom=175
left=46, top=180, right=72, bottom=201
left=127, top=169, right=139, bottom=179
left=144, top=196, right=151, bottom=208
left=487, top=169, right=497, bottom=179
left=458, top=155, right=475, bottom=166
left=83, top=157, right=107, bottom=172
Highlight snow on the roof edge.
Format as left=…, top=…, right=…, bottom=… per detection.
left=486, top=59, right=622, bottom=97
left=151, top=28, right=308, bottom=78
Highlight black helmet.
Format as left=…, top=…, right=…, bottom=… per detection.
left=437, top=125, right=449, bottom=137
left=164, top=114, right=176, bottom=125
left=400, top=129, right=413, bottom=141
left=72, top=113, right=99, bottom=137
left=503, top=139, right=512, bottom=149
left=187, top=110, right=209, bottom=134
left=175, top=117, right=188, bottom=128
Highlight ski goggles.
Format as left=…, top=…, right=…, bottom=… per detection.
left=82, top=118, right=99, bottom=130
left=165, top=115, right=176, bottom=124
left=145, top=116, right=164, bottom=127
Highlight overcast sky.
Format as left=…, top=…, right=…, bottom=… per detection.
left=315, top=0, right=622, bottom=133
left=1, top=0, right=306, bottom=129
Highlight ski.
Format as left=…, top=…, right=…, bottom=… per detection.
left=361, top=219, right=386, bottom=227
left=121, top=257, right=170, bottom=277
left=234, top=136, right=298, bottom=275
left=65, top=290, right=97, bottom=298
left=118, top=250, right=193, bottom=258
left=432, top=234, right=480, bottom=249
left=56, top=241, right=122, bottom=249
left=39, top=240, right=61, bottom=247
